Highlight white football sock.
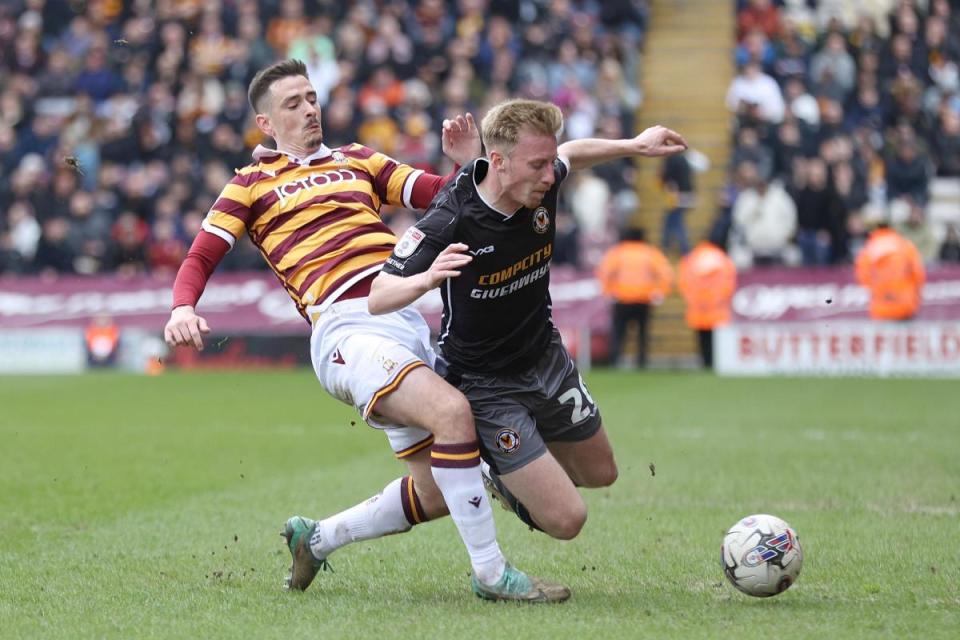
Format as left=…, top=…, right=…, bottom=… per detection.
left=309, top=476, right=416, bottom=559
left=431, top=441, right=506, bottom=586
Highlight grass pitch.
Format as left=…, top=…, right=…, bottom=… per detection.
left=1, top=370, right=957, bottom=639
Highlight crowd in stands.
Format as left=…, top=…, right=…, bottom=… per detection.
left=3, top=0, right=958, bottom=281
left=719, top=0, right=960, bottom=268
left=0, top=0, right=648, bottom=277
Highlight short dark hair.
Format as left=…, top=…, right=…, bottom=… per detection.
left=248, top=59, right=309, bottom=113
left=622, top=227, right=646, bottom=242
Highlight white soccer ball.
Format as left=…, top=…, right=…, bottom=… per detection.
left=721, top=513, right=803, bottom=597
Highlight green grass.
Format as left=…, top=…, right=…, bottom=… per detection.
left=1, top=371, right=957, bottom=639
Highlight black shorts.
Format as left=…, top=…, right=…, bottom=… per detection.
left=450, top=331, right=603, bottom=474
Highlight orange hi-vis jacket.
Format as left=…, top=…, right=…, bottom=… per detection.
left=595, top=240, right=673, bottom=304
left=855, top=228, right=926, bottom=320
left=856, top=229, right=927, bottom=320
left=678, top=242, right=737, bottom=330
left=84, top=323, right=120, bottom=358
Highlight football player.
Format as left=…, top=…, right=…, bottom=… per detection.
left=369, top=98, right=687, bottom=539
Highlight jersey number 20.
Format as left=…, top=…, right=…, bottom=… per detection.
left=557, top=375, right=595, bottom=424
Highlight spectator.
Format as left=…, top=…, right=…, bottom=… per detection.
left=730, top=125, right=774, bottom=180
left=726, top=60, right=786, bottom=125
left=939, top=224, right=960, bottom=263
left=790, top=157, right=846, bottom=265
left=846, top=83, right=886, bottom=132
left=6, top=200, right=41, bottom=266
left=932, top=106, right=960, bottom=177
left=105, top=210, right=149, bottom=276
left=885, top=133, right=931, bottom=205
left=73, top=39, right=122, bottom=104
left=33, top=216, right=76, bottom=274
left=809, top=32, right=857, bottom=102
left=737, top=0, right=782, bottom=42
left=729, top=160, right=798, bottom=267
left=894, top=198, right=940, bottom=263
left=146, top=218, right=187, bottom=277
left=67, top=190, right=110, bottom=274
left=659, top=151, right=694, bottom=255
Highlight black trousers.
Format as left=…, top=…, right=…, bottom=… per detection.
left=610, top=302, right=650, bottom=367
left=697, top=329, right=714, bottom=368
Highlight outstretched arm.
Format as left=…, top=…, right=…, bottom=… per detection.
left=558, top=125, right=688, bottom=171
left=369, top=243, right=472, bottom=315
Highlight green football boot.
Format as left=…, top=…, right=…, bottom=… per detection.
left=471, top=564, right=571, bottom=603
left=281, top=516, right=331, bottom=591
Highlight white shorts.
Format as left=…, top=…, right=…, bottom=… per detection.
left=309, top=297, right=434, bottom=458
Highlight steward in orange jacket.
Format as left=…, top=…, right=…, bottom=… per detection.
left=678, top=241, right=737, bottom=368
left=85, top=314, right=120, bottom=367
left=855, top=226, right=925, bottom=321
left=679, top=241, right=737, bottom=329
left=595, top=228, right=673, bottom=367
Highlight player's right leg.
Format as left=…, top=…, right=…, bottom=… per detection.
left=374, top=365, right=570, bottom=602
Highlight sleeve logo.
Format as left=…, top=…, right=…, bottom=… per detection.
left=394, top=227, right=426, bottom=258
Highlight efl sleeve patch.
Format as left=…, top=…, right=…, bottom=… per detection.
left=394, top=227, right=426, bottom=258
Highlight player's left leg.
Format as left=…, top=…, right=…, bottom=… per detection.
left=479, top=331, right=616, bottom=537
left=546, top=425, right=618, bottom=488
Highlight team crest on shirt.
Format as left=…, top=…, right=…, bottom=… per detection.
left=532, top=208, right=550, bottom=234
left=332, top=150, right=348, bottom=164
left=495, top=428, right=521, bottom=454
left=380, top=357, right=398, bottom=374
left=395, top=227, right=426, bottom=258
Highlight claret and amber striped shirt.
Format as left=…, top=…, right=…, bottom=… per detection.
left=201, top=143, right=426, bottom=320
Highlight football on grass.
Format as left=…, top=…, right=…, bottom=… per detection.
left=721, top=514, right=803, bottom=597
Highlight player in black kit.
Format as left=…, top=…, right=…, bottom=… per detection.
left=370, top=99, right=687, bottom=540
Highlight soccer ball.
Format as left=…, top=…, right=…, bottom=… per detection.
left=721, top=514, right=803, bottom=597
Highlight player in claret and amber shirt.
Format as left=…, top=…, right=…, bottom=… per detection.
left=163, top=60, right=568, bottom=603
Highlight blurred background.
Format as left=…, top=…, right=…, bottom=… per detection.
left=0, top=0, right=958, bottom=376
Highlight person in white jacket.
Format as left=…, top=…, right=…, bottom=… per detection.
left=725, top=60, right=786, bottom=124
left=730, top=160, right=798, bottom=267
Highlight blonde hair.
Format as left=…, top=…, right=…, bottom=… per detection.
left=481, top=99, right=563, bottom=155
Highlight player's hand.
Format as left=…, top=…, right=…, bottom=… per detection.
left=422, top=243, right=472, bottom=288
left=634, top=125, right=688, bottom=157
left=441, top=113, right=481, bottom=167
left=163, top=305, right=211, bottom=351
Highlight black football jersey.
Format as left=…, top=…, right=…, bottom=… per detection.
left=381, top=157, right=570, bottom=374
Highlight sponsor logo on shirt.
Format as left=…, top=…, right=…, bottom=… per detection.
left=470, top=245, right=495, bottom=256
left=272, top=169, right=358, bottom=206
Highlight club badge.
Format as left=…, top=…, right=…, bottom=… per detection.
left=495, top=428, right=521, bottom=454
left=532, top=207, right=550, bottom=234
